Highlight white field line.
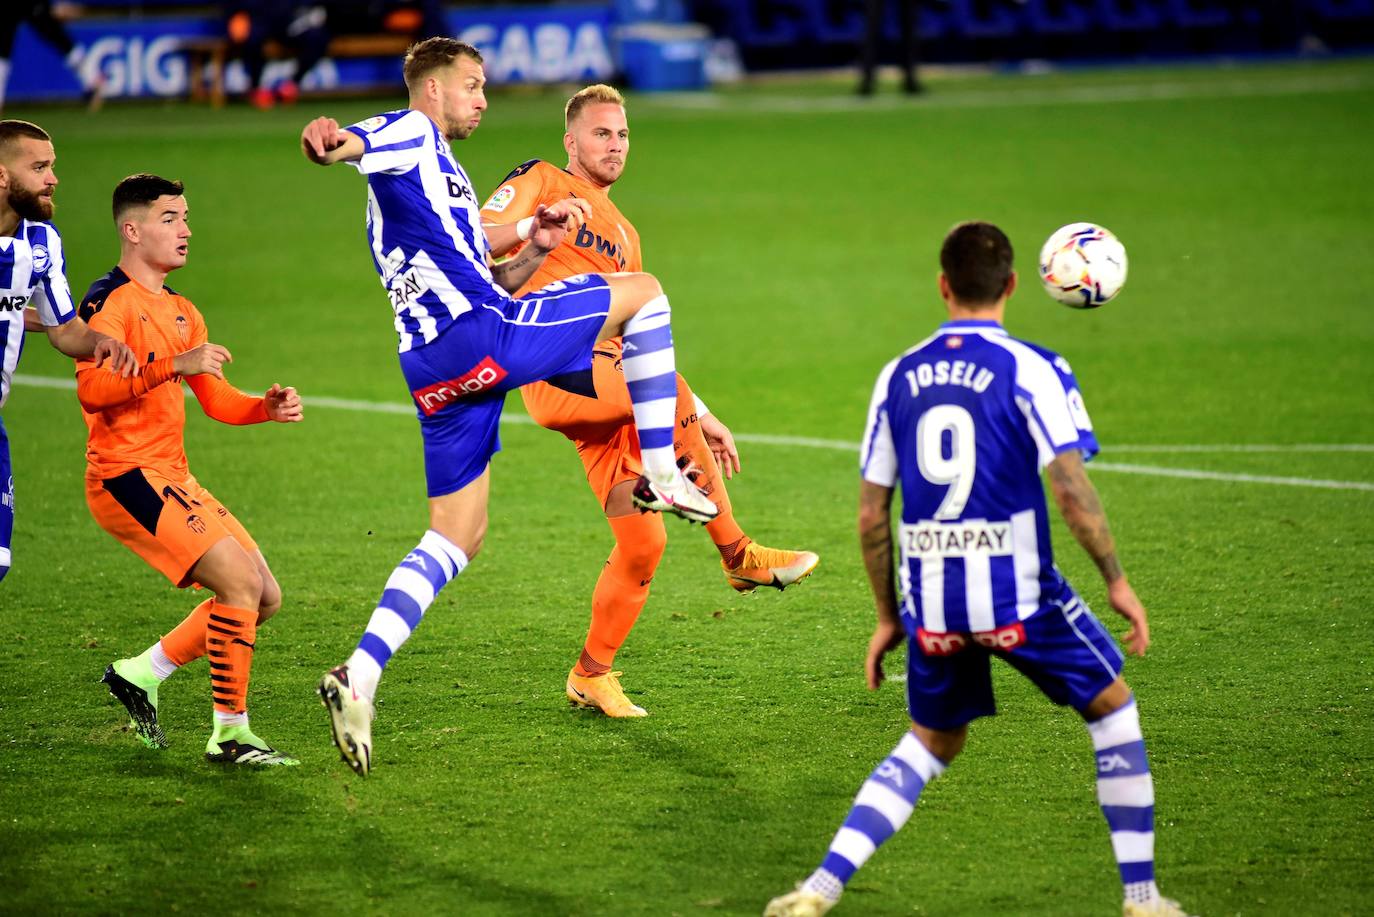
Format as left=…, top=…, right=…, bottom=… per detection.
left=646, top=72, right=1374, bottom=115
left=49, top=71, right=1374, bottom=144
left=11, top=373, right=1372, bottom=493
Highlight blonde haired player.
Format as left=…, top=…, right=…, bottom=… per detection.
left=482, top=84, right=818, bottom=718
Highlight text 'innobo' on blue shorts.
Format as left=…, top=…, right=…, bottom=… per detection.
left=904, top=582, right=1126, bottom=730
left=398, top=275, right=613, bottom=498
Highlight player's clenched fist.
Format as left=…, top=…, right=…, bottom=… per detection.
left=264, top=383, right=303, bottom=423
left=301, top=117, right=349, bottom=164
left=174, top=342, right=233, bottom=380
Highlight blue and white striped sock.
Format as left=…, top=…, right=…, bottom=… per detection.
left=1088, top=697, right=1160, bottom=906
left=620, top=295, right=679, bottom=480
left=345, top=530, right=468, bottom=700
left=802, top=731, right=947, bottom=902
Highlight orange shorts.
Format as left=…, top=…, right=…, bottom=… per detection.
left=86, top=467, right=257, bottom=588
left=521, top=344, right=698, bottom=508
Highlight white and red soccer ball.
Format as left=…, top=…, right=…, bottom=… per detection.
left=1038, top=222, right=1128, bottom=308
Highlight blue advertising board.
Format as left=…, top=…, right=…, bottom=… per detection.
left=6, top=5, right=616, bottom=104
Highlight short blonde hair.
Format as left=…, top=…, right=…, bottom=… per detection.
left=565, top=84, right=625, bottom=129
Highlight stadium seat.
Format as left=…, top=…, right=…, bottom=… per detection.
left=1023, top=0, right=1094, bottom=36
left=1163, top=0, right=1230, bottom=29
left=1094, top=0, right=1163, bottom=31
left=949, top=0, right=1023, bottom=38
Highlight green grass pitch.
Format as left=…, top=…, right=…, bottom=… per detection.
left=2, top=58, right=1372, bottom=915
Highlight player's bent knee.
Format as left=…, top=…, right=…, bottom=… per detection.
left=257, top=577, right=283, bottom=622
left=620, top=522, right=666, bottom=577
left=911, top=721, right=968, bottom=764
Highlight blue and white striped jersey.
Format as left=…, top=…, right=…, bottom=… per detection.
left=345, top=109, right=508, bottom=353
left=1, top=220, right=76, bottom=409
left=861, top=319, right=1099, bottom=634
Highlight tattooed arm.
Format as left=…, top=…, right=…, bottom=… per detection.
left=1048, top=449, right=1150, bottom=656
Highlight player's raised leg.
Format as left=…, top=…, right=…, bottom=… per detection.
left=766, top=723, right=959, bottom=916
left=190, top=537, right=297, bottom=766
left=596, top=272, right=718, bottom=523
left=320, top=468, right=481, bottom=776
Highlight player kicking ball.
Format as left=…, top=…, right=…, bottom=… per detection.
left=766, top=223, right=1192, bottom=916
left=301, top=38, right=717, bottom=775
left=88, top=174, right=303, bottom=766
left=481, top=84, right=818, bottom=718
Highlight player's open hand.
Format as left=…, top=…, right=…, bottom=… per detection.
left=92, top=335, right=139, bottom=378
left=1108, top=576, right=1150, bottom=656
left=264, top=383, right=303, bottom=423
left=301, top=117, right=349, bottom=164
left=173, top=342, right=233, bottom=380
left=865, top=617, right=905, bottom=690
left=527, top=200, right=592, bottom=253
left=699, top=413, right=741, bottom=479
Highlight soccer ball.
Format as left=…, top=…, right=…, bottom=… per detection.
left=1038, top=223, right=1128, bottom=308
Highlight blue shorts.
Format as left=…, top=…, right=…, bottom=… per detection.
left=1, top=417, right=12, bottom=579
left=398, top=275, right=612, bottom=497
left=905, top=584, right=1125, bottom=730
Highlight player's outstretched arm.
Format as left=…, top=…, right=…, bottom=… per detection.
left=1048, top=450, right=1150, bottom=656
left=484, top=197, right=591, bottom=259
left=489, top=202, right=591, bottom=293
left=859, top=480, right=905, bottom=688
left=46, top=317, right=138, bottom=377
left=301, top=116, right=365, bottom=166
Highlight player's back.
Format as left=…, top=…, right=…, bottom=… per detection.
left=862, top=319, right=1097, bottom=633
left=78, top=268, right=203, bottom=480
left=481, top=160, right=642, bottom=298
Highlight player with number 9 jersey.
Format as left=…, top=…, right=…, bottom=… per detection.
left=861, top=317, right=1098, bottom=638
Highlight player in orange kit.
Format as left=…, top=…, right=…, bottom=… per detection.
left=481, top=85, right=818, bottom=718
left=84, top=173, right=303, bottom=765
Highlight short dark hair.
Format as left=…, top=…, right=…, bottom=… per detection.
left=113, top=173, right=185, bottom=222
left=403, top=37, right=482, bottom=90
left=0, top=120, right=51, bottom=160
left=940, top=221, right=1014, bottom=306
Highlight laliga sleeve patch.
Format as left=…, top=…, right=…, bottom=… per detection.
left=484, top=185, right=516, bottom=213
left=355, top=116, right=388, bottom=133
left=30, top=245, right=50, bottom=275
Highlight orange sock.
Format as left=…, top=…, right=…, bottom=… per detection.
left=206, top=601, right=257, bottom=715
left=160, top=598, right=212, bottom=666
left=576, top=513, right=666, bottom=677
left=676, top=393, right=749, bottom=565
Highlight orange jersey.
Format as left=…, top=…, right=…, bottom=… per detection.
left=480, top=159, right=642, bottom=297
left=76, top=268, right=208, bottom=480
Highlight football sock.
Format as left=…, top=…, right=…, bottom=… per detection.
left=620, top=295, right=679, bottom=480
left=207, top=602, right=257, bottom=716
left=677, top=409, right=746, bottom=558
left=712, top=531, right=749, bottom=568
left=347, top=529, right=468, bottom=700
left=161, top=598, right=213, bottom=666
left=576, top=513, right=666, bottom=676
left=1087, top=697, right=1159, bottom=905
left=116, top=643, right=175, bottom=689
left=805, top=731, right=947, bottom=900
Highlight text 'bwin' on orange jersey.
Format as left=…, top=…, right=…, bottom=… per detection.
left=479, top=159, right=642, bottom=298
